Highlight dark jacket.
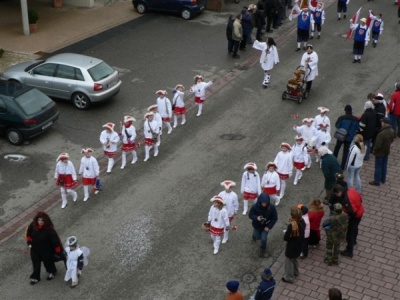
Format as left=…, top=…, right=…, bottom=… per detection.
left=226, top=15, right=234, bottom=40
left=373, top=126, right=395, bottom=156
left=255, top=277, right=276, bottom=300
left=321, top=154, right=342, bottom=189
left=329, top=190, right=354, bottom=216
left=249, top=193, right=278, bottom=231
left=335, top=113, right=359, bottom=143
left=241, top=11, right=253, bottom=31
left=284, top=219, right=305, bottom=258
left=374, top=102, right=386, bottom=129
left=26, top=223, right=63, bottom=257
left=359, top=108, right=377, bottom=140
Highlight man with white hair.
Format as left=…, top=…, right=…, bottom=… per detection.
left=359, top=101, right=377, bottom=160
left=319, top=146, right=342, bottom=201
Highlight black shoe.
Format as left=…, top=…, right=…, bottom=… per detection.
left=343, top=15, right=346, bottom=19
left=309, top=36, right=314, bottom=40
left=273, top=26, right=279, bottom=29
left=281, top=277, right=293, bottom=283
left=317, top=35, right=320, bottom=39
left=47, top=273, right=55, bottom=281
left=232, top=55, right=240, bottom=59
left=340, top=250, right=353, bottom=258
left=266, top=30, right=273, bottom=33
left=258, top=250, right=266, bottom=257
left=337, top=17, right=341, bottom=21
left=358, top=59, right=361, bottom=63
left=295, top=48, right=300, bottom=51
left=239, top=47, right=246, bottom=51
left=30, top=279, right=39, bottom=285
left=352, top=59, right=357, bottom=63
left=381, top=181, right=385, bottom=184
left=369, top=181, right=380, bottom=186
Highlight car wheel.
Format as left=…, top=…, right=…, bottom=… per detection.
left=181, top=8, right=192, bottom=20
left=136, top=2, right=147, bottom=14
left=72, top=92, right=91, bottom=110
left=282, top=91, right=287, bottom=100
left=6, top=128, right=24, bottom=146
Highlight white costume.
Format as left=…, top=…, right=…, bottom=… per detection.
left=294, top=124, right=317, bottom=168
left=252, top=40, right=279, bottom=86
left=261, top=170, right=281, bottom=206
left=312, top=130, right=331, bottom=150
left=172, top=89, right=186, bottom=127
left=274, top=150, right=293, bottom=199
left=99, top=129, right=120, bottom=173
left=189, top=79, right=212, bottom=116
left=313, top=114, right=331, bottom=132
left=64, top=246, right=83, bottom=284
left=207, top=205, right=229, bottom=254
left=240, top=170, right=261, bottom=215
left=218, top=190, right=239, bottom=243
left=55, top=159, right=78, bottom=208
left=292, top=141, right=309, bottom=185
left=300, top=50, right=318, bottom=82
left=78, top=155, right=100, bottom=201
left=156, top=96, right=173, bottom=134
left=143, top=117, right=161, bottom=161
left=120, top=123, right=138, bottom=168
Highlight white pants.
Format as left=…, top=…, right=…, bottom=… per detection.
left=280, top=180, right=287, bottom=198
left=173, top=114, right=186, bottom=127
left=145, top=145, right=159, bottom=160
left=107, top=157, right=114, bottom=172
left=211, top=235, right=221, bottom=252
left=60, top=187, right=77, bottom=206
left=121, top=151, right=137, bottom=166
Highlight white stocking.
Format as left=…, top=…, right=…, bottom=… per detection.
left=107, top=158, right=114, bottom=172
left=60, top=187, right=67, bottom=206
left=121, top=152, right=127, bottom=167
left=173, top=115, right=178, bottom=127
left=181, top=114, right=186, bottom=124
left=144, top=145, right=150, bottom=161
left=243, top=200, right=249, bottom=214
left=131, top=151, right=137, bottom=163
left=280, top=180, right=287, bottom=198
left=83, top=185, right=89, bottom=199
left=67, top=189, right=77, bottom=199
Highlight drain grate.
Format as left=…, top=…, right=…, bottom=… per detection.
left=242, top=273, right=256, bottom=283
left=220, top=134, right=245, bottom=141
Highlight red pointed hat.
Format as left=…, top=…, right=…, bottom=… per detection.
left=194, top=75, right=203, bottom=81
left=175, top=84, right=184, bottom=90
left=244, top=162, right=257, bottom=170
left=210, top=195, right=225, bottom=205
left=220, top=180, right=236, bottom=189
left=319, top=122, right=329, bottom=128
left=280, top=142, right=292, bottom=150
left=144, top=112, right=154, bottom=118
left=302, top=118, right=314, bottom=123
left=103, top=122, right=115, bottom=131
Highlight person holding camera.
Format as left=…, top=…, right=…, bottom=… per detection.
left=55, top=153, right=78, bottom=209
left=249, top=193, right=278, bottom=257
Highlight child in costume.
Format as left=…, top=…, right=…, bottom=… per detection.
left=218, top=180, right=239, bottom=244
left=189, top=75, right=212, bottom=117
left=99, top=123, right=120, bottom=174
left=252, top=37, right=279, bottom=88
left=64, top=236, right=89, bottom=288
left=119, top=115, right=138, bottom=169
left=78, top=148, right=100, bottom=202
left=274, top=143, right=293, bottom=200
left=155, top=90, right=173, bottom=134
left=240, top=162, right=261, bottom=215
left=292, top=135, right=309, bottom=185
left=172, top=84, right=187, bottom=128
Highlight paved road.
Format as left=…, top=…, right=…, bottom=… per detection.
left=0, top=0, right=399, bottom=299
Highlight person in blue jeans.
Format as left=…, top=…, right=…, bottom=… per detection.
left=369, top=118, right=395, bottom=186
left=344, top=134, right=366, bottom=193
left=249, top=193, right=278, bottom=257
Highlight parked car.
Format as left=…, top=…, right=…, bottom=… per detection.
left=0, top=80, right=60, bottom=145
left=132, top=0, right=206, bottom=20
left=1, top=53, right=121, bottom=110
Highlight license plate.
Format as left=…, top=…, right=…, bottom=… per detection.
left=42, top=121, right=53, bottom=130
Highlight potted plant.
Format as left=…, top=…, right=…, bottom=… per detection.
left=54, top=0, right=63, bottom=8
left=28, top=8, right=39, bottom=32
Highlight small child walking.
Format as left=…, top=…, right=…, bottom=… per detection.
left=189, top=75, right=212, bottom=117
left=64, top=236, right=89, bottom=288
left=172, top=84, right=187, bottom=128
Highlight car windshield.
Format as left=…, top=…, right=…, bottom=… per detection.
left=15, top=89, right=53, bottom=115
left=88, top=62, right=115, bottom=81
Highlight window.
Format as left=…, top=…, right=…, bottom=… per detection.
left=88, top=62, right=114, bottom=81
left=15, top=89, right=53, bottom=115
left=56, top=65, right=76, bottom=80
left=33, top=63, right=57, bottom=77
left=75, top=68, right=84, bottom=81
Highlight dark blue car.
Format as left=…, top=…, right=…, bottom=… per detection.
left=0, top=80, right=59, bottom=145
left=132, top=0, right=206, bottom=20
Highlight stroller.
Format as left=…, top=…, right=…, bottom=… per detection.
left=282, top=66, right=311, bottom=104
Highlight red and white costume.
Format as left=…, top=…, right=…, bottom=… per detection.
left=207, top=196, right=229, bottom=255
left=274, top=143, right=293, bottom=199
left=156, top=90, right=173, bottom=134
left=78, top=148, right=100, bottom=202
left=218, top=180, right=239, bottom=243
left=147, top=105, right=163, bottom=146
left=292, top=136, right=309, bottom=185
left=189, top=75, right=212, bottom=116
left=261, top=162, right=281, bottom=206
left=313, top=107, right=331, bottom=133
left=311, top=122, right=331, bottom=163
left=143, top=112, right=161, bottom=162
left=240, top=162, right=261, bottom=215
left=172, top=84, right=187, bottom=127
left=120, top=116, right=138, bottom=169
left=99, top=123, right=120, bottom=173
left=294, top=118, right=318, bottom=168
left=54, top=153, right=78, bottom=209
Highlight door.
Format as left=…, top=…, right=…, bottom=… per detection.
left=51, top=64, right=80, bottom=100
left=25, top=63, right=57, bottom=97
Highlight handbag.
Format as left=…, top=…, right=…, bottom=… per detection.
left=334, top=128, right=348, bottom=142
left=147, top=120, right=158, bottom=141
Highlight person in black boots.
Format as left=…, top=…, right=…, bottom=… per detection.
left=263, top=0, right=278, bottom=33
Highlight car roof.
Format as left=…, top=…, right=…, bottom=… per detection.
left=45, top=53, right=103, bottom=69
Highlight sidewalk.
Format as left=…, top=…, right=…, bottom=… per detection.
left=271, top=138, right=400, bottom=300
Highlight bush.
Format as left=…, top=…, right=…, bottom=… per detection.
left=28, top=9, right=39, bottom=24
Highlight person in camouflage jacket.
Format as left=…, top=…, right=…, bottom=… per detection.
left=322, top=203, right=348, bottom=266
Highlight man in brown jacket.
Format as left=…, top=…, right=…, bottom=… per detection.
left=369, top=117, right=395, bottom=186
left=232, top=14, right=243, bottom=59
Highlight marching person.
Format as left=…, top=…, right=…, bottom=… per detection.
left=55, top=153, right=78, bottom=209
left=143, top=112, right=161, bottom=162
left=119, top=115, right=138, bottom=169
left=309, top=1, right=325, bottom=39
left=26, top=212, right=64, bottom=285
left=294, top=118, right=317, bottom=168
left=172, top=84, right=187, bottom=128
left=147, top=105, right=162, bottom=146
left=350, top=17, right=370, bottom=63
left=292, top=135, right=309, bottom=185
left=292, top=4, right=314, bottom=51
left=99, top=123, right=120, bottom=174
left=274, top=143, right=293, bottom=200
left=189, top=75, right=213, bottom=117
left=218, top=180, right=239, bottom=244
left=240, top=162, right=262, bottom=215
left=252, top=37, right=280, bottom=88
left=314, top=106, right=331, bottom=132
left=249, top=193, right=278, bottom=257
left=336, top=0, right=349, bottom=20
left=78, top=148, right=100, bottom=202
left=206, top=196, right=229, bottom=255
left=369, top=11, right=384, bottom=48
left=64, top=236, right=85, bottom=288
left=300, top=44, right=318, bottom=94
left=311, top=122, right=331, bottom=163
left=156, top=90, right=173, bottom=134
left=261, top=162, right=281, bottom=206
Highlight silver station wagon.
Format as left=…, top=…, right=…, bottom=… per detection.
left=1, top=53, right=122, bottom=110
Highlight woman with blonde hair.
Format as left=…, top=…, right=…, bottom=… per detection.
left=344, top=134, right=366, bottom=193
left=308, top=198, right=325, bottom=248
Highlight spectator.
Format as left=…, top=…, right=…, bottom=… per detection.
left=373, top=93, right=387, bottom=129
left=254, top=268, right=276, bottom=300
left=333, top=104, right=359, bottom=170
left=344, top=134, right=366, bottom=193
left=308, top=198, right=325, bottom=248
left=232, top=14, right=243, bottom=59
left=319, top=146, right=342, bottom=203
left=359, top=100, right=377, bottom=160
left=263, top=0, right=278, bottom=33
left=249, top=193, right=278, bottom=257
left=282, top=206, right=305, bottom=284
left=322, top=203, right=348, bottom=265
left=298, top=205, right=310, bottom=258
left=254, top=3, right=266, bottom=41
left=240, top=8, right=253, bottom=50
left=388, top=82, right=400, bottom=137
left=225, top=280, right=244, bottom=300
left=369, top=117, right=395, bottom=186
left=226, top=14, right=235, bottom=55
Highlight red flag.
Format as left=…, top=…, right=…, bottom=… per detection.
left=345, top=7, right=362, bottom=41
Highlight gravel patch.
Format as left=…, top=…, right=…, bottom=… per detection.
left=0, top=51, right=39, bottom=73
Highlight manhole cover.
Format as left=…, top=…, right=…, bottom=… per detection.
left=4, top=154, right=28, bottom=162
left=220, top=134, right=245, bottom=141
left=242, top=273, right=256, bottom=283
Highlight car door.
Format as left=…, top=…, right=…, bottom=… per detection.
left=159, top=0, right=179, bottom=12
left=0, top=98, right=8, bottom=135
left=24, top=63, right=57, bottom=97
left=51, top=64, right=80, bottom=100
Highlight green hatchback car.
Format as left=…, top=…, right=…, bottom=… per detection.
left=0, top=80, right=60, bottom=145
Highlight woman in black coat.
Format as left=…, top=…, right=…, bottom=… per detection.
left=26, top=212, right=64, bottom=285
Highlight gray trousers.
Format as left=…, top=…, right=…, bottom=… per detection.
left=283, top=256, right=299, bottom=283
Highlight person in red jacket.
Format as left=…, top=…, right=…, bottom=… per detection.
left=308, top=197, right=325, bottom=248
left=331, top=186, right=364, bottom=258
left=388, top=82, right=400, bottom=137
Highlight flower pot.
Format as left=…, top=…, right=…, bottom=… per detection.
left=29, top=23, right=38, bottom=33
left=54, top=0, right=63, bottom=8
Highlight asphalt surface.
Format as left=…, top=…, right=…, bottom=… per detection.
left=0, top=1, right=399, bottom=299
